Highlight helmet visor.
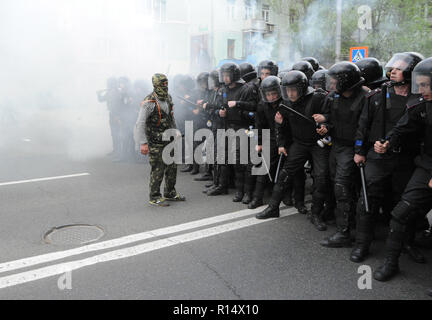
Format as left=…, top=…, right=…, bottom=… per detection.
left=281, top=85, right=302, bottom=102
left=385, top=53, right=415, bottom=77
left=260, top=85, right=281, bottom=103
left=412, top=72, right=432, bottom=97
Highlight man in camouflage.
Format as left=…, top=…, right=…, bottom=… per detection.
left=136, top=73, right=186, bottom=207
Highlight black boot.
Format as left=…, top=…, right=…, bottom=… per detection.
left=373, top=228, right=404, bottom=282
left=233, top=191, right=244, bottom=202
left=351, top=210, right=373, bottom=263
left=309, top=200, right=327, bottom=231
left=233, top=169, right=245, bottom=202
left=248, top=198, right=263, bottom=209
left=207, top=186, right=228, bottom=196
left=195, top=173, right=213, bottom=181
left=295, top=202, right=308, bottom=215
left=191, top=164, right=200, bottom=175
left=403, top=219, right=426, bottom=264
left=242, top=193, right=253, bottom=205
left=181, top=164, right=193, bottom=173
left=283, top=195, right=294, bottom=207
left=427, top=288, right=432, bottom=298
left=321, top=230, right=352, bottom=247
left=256, top=205, right=280, bottom=220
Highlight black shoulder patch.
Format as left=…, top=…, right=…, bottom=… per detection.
left=366, top=88, right=381, bottom=98
left=407, top=96, right=425, bottom=109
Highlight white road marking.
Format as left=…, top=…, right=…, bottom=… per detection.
left=0, top=209, right=297, bottom=290
left=0, top=173, right=90, bottom=187
left=0, top=206, right=271, bottom=274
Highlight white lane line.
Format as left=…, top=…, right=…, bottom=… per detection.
left=0, top=209, right=297, bottom=290
left=0, top=206, right=269, bottom=274
left=0, top=173, right=91, bottom=187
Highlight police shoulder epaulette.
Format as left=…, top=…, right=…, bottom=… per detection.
left=407, top=96, right=425, bottom=110
left=366, top=88, right=381, bottom=98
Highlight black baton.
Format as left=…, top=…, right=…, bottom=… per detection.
left=359, top=162, right=370, bottom=214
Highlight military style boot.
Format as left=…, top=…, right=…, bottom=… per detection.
left=295, top=202, right=308, bottom=215
left=190, top=164, right=200, bottom=175
left=207, top=166, right=229, bottom=196
left=248, top=180, right=265, bottom=209
left=256, top=182, right=286, bottom=219
left=309, top=202, right=327, bottom=231
left=256, top=205, right=280, bottom=220
left=350, top=214, right=373, bottom=263
left=403, top=219, right=426, bottom=264
left=321, top=208, right=351, bottom=247
left=373, top=228, right=404, bottom=282
left=233, top=171, right=245, bottom=202
left=181, top=164, right=193, bottom=173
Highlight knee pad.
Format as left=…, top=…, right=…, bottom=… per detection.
left=334, top=183, right=350, bottom=202
left=277, top=169, right=290, bottom=185
left=389, top=218, right=406, bottom=233
left=391, top=200, right=417, bottom=225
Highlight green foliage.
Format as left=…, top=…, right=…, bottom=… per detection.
left=269, top=0, right=432, bottom=65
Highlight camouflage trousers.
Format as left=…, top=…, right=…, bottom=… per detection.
left=149, top=144, right=177, bottom=201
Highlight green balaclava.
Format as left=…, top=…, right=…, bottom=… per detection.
left=152, top=73, right=169, bottom=101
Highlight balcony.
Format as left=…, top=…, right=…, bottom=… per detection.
left=243, top=19, right=274, bottom=34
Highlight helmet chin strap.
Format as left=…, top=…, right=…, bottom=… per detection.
left=391, top=80, right=408, bottom=87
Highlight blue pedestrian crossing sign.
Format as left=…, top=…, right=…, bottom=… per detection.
left=350, top=47, right=368, bottom=63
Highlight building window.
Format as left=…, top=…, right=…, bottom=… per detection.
left=227, top=39, right=235, bottom=59
left=262, top=4, right=270, bottom=22
left=244, top=0, right=254, bottom=20
left=154, top=0, right=167, bottom=22
left=227, top=0, right=236, bottom=20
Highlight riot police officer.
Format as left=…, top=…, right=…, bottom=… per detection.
left=373, top=57, right=432, bottom=283
left=258, top=60, right=279, bottom=81
left=320, top=62, right=368, bottom=247
left=355, top=57, right=388, bottom=91
left=256, top=71, right=330, bottom=232
left=292, top=61, right=315, bottom=81
left=350, top=53, right=424, bottom=263
left=302, top=57, right=321, bottom=72
left=207, top=63, right=254, bottom=200
left=311, top=70, right=328, bottom=92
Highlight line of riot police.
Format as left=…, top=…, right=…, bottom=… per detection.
left=171, top=54, right=432, bottom=296
left=97, top=76, right=151, bottom=163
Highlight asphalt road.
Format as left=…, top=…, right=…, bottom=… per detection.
left=0, top=144, right=431, bottom=301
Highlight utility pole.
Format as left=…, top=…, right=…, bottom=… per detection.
left=335, top=0, right=342, bottom=62
left=210, top=0, right=215, bottom=68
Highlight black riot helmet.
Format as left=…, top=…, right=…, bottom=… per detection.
left=302, top=57, right=320, bottom=72
left=326, top=61, right=365, bottom=94
left=134, top=79, right=150, bottom=93
left=197, top=72, right=210, bottom=90
left=181, top=74, right=196, bottom=91
left=405, top=52, right=425, bottom=61
left=311, top=70, right=328, bottom=91
left=208, top=70, right=222, bottom=90
left=219, top=62, right=242, bottom=85
left=118, top=76, right=131, bottom=90
left=260, top=75, right=282, bottom=103
left=278, top=69, right=291, bottom=80
left=411, top=57, right=432, bottom=99
left=107, top=77, right=118, bottom=90
left=281, top=71, right=314, bottom=101
left=355, top=58, right=387, bottom=89
left=292, top=61, right=315, bottom=80
left=239, top=63, right=257, bottom=82
left=257, top=60, right=279, bottom=78
left=385, top=52, right=423, bottom=86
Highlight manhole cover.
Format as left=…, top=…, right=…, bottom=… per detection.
left=44, top=224, right=105, bottom=245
